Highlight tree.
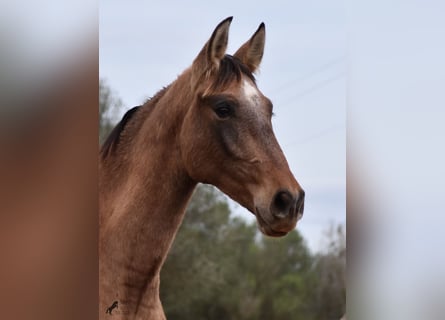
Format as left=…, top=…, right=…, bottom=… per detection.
left=99, top=79, right=122, bottom=144
left=160, top=185, right=326, bottom=320
left=160, top=185, right=253, bottom=320
left=255, top=232, right=316, bottom=320
left=311, top=224, right=346, bottom=320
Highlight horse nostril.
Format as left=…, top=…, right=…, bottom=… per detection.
left=272, top=191, right=295, bottom=218
left=296, top=190, right=305, bottom=215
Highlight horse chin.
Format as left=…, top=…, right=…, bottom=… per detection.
left=254, top=208, right=289, bottom=237
left=258, top=224, right=288, bottom=237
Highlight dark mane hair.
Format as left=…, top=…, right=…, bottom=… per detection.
left=100, top=86, right=169, bottom=159
left=100, top=106, right=140, bottom=158
left=212, top=54, right=256, bottom=90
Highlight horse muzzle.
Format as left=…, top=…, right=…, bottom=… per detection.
left=254, top=189, right=305, bottom=237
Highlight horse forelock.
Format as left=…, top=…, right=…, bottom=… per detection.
left=209, top=55, right=256, bottom=91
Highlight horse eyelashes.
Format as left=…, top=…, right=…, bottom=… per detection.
left=203, top=95, right=237, bottom=119
left=214, top=102, right=234, bottom=119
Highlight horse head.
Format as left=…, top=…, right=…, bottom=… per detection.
left=180, top=17, right=305, bottom=237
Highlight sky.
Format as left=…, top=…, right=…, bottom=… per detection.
left=99, top=0, right=346, bottom=253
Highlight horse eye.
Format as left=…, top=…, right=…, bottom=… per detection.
left=214, top=104, right=233, bottom=119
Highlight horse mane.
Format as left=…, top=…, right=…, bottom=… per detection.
left=100, top=106, right=141, bottom=158
left=100, top=87, right=170, bottom=159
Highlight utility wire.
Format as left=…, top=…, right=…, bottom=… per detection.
left=282, top=124, right=344, bottom=149
left=267, top=58, right=346, bottom=149
left=275, top=72, right=345, bottom=111
left=270, top=56, right=346, bottom=96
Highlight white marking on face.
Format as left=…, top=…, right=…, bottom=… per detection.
left=242, top=79, right=263, bottom=116
left=242, top=79, right=260, bottom=101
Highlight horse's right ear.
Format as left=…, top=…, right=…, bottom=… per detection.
left=191, top=17, right=233, bottom=89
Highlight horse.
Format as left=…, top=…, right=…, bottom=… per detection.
left=99, top=17, right=305, bottom=320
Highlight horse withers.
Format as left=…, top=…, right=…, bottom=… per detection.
left=99, top=17, right=304, bottom=320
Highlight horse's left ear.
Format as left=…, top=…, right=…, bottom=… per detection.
left=234, top=23, right=265, bottom=73
left=191, top=17, right=232, bottom=88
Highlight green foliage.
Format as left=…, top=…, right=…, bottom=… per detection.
left=311, top=225, right=347, bottom=320
left=161, top=185, right=346, bottom=320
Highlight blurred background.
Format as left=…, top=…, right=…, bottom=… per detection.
left=348, top=1, right=445, bottom=319
left=0, top=1, right=97, bottom=320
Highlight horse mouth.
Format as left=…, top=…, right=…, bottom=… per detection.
left=254, top=207, right=289, bottom=237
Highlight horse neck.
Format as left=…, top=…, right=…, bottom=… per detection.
left=99, top=73, right=197, bottom=318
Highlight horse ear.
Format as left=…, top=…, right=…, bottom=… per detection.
left=234, top=23, right=265, bottom=73
left=192, top=17, right=232, bottom=88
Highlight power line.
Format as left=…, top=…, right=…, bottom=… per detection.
left=281, top=124, right=344, bottom=149
left=268, top=58, right=345, bottom=149
left=275, top=72, right=345, bottom=111
left=270, top=56, right=346, bottom=96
